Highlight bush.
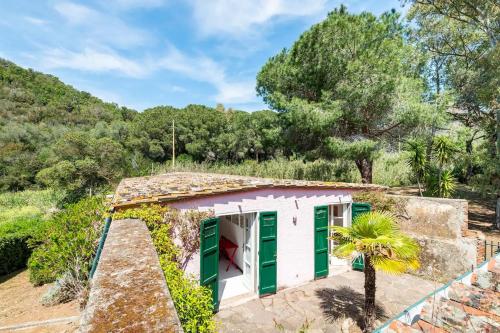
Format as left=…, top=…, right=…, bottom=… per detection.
left=160, top=258, right=216, bottom=333
left=372, top=151, right=411, bottom=187
left=0, top=217, right=46, bottom=275
left=114, top=206, right=216, bottom=333
left=0, top=189, right=62, bottom=276
left=28, top=197, right=106, bottom=286
left=0, top=234, right=30, bottom=275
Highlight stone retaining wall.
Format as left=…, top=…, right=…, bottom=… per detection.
left=80, top=218, right=183, bottom=332
left=390, top=195, right=482, bottom=282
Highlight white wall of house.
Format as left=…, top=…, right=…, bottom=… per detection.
left=169, top=187, right=355, bottom=291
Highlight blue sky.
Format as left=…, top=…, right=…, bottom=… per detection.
left=0, top=0, right=407, bottom=111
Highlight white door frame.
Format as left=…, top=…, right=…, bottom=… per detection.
left=243, top=212, right=257, bottom=292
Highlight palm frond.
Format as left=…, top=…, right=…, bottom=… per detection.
left=333, top=211, right=421, bottom=275
left=332, top=242, right=357, bottom=258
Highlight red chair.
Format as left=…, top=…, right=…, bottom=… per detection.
left=219, top=236, right=238, bottom=272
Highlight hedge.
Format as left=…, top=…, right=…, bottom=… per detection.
left=0, top=233, right=31, bottom=275
left=0, top=217, right=46, bottom=276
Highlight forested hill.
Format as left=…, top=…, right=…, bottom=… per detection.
left=0, top=58, right=136, bottom=125
left=0, top=59, right=282, bottom=200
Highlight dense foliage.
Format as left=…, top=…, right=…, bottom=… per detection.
left=0, top=220, right=38, bottom=275
left=0, top=59, right=282, bottom=202
left=0, top=189, right=62, bottom=275
left=0, top=2, right=497, bottom=203
left=28, top=197, right=105, bottom=286
left=257, top=7, right=431, bottom=183
left=114, top=206, right=216, bottom=332
left=405, top=0, right=499, bottom=195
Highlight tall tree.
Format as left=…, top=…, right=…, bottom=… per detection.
left=256, top=7, right=428, bottom=183
left=406, top=0, right=499, bottom=221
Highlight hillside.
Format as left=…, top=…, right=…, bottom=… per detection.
left=0, top=59, right=283, bottom=199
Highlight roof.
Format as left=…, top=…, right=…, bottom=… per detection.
left=112, top=172, right=385, bottom=208
left=376, top=253, right=500, bottom=333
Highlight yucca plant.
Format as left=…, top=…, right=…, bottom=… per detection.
left=331, top=211, right=420, bottom=332
left=426, top=169, right=457, bottom=198
left=405, top=139, right=427, bottom=196
left=432, top=136, right=457, bottom=197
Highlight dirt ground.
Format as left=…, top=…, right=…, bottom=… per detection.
left=388, top=185, right=500, bottom=242
left=0, top=270, right=79, bottom=332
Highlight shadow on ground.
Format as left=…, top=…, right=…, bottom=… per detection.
left=315, top=286, right=386, bottom=330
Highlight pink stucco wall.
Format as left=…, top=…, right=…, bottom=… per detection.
left=169, top=187, right=354, bottom=291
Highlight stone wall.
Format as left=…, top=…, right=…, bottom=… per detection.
left=390, top=195, right=483, bottom=282
left=80, top=218, right=183, bottom=333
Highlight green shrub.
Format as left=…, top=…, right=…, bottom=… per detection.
left=0, top=234, right=30, bottom=275
left=372, top=151, right=411, bottom=187
left=114, top=206, right=216, bottom=333
left=0, top=217, right=46, bottom=275
left=160, top=258, right=216, bottom=333
left=28, top=197, right=106, bottom=286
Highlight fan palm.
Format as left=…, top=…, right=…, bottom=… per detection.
left=331, top=211, right=420, bottom=332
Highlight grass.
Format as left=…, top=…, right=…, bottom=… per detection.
left=155, top=152, right=412, bottom=187
left=0, top=189, right=64, bottom=225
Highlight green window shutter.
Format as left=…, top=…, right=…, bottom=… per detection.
left=351, top=202, right=371, bottom=271
left=259, top=211, right=277, bottom=296
left=314, top=206, right=329, bottom=279
left=200, top=217, right=220, bottom=309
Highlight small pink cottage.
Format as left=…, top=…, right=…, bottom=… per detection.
left=113, top=172, right=383, bottom=308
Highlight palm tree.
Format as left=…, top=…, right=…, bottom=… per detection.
left=331, top=211, right=420, bottom=332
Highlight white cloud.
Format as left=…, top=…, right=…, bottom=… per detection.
left=54, top=2, right=95, bottom=24
left=54, top=2, right=149, bottom=48
left=190, top=0, right=327, bottom=37
left=159, top=46, right=256, bottom=103
left=24, top=16, right=48, bottom=26
left=42, top=48, right=147, bottom=77
left=108, top=0, right=167, bottom=9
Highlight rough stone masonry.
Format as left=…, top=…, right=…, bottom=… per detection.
left=391, top=195, right=481, bottom=282
left=80, top=218, right=183, bottom=333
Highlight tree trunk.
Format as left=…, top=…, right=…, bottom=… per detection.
left=417, top=179, right=423, bottom=197
left=496, top=196, right=500, bottom=230
left=465, top=138, right=474, bottom=183
left=355, top=159, right=373, bottom=184
left=363, top=255, right=377, bottom=332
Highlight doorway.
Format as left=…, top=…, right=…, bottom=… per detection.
left=218, top=212, right=257, bottom=301
left=329, top=203, right=351, bottom=268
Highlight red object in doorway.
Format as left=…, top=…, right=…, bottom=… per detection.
left=220, top=236, right=238, bottom=272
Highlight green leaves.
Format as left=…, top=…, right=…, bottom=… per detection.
left=28, top=196, right=105, bottom=286
left=256, top=8, right=429, bottom=182
left=331, top=211, right=420, bottom=275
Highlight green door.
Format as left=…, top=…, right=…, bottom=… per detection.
left=200, top=217, right=220, bottom=309
left=259, top=211, right=277, bottom=296
left=351, top=203, right=371, bottom=271
left=314, top=206, right=329, bottom=279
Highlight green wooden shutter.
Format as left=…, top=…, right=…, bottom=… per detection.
left=200, top=217, right=220, bottom=309
left=351, top=202, right=371, bottom=271
left=314, top=206, right=329, bottom=279
left=259, top=211, right=277, bottom=296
